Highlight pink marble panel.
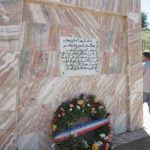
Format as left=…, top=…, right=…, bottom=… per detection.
left=0, top=0, right=23, bottom=15
left=116, top=95, right=128, bottom=115
left=22, top=23, right=127, bottom=53
left=100, top=52, right=127, bottom=74
left=19, top=49, right=60, bottom=108
left=129, top=92, right=143, bottom=131
left=23, top=3, right=47, bottom=24
left=0, top=40, right=20, bottom=51
left=0, top=51, right=19, bottom=85
left=114, top=113, right=128, bottom=135
left=129, top=63, right=143, bottom=93
left=0, top=25, right=21, bottom=51
left=128, top=0, right=141, bottom=13
left=0, top=14, right=21, bottom=26
left=22, top=23, right=51, bottom=51
left=0, top=25, right=20, bottom=40
left=17, top=131, right=52, bottom=150
left=113, top=0, right=127, bottom=15
left=93, top=0, right=127, bottom=15
left=18, top=79, right=41, bottom=107
left=18, top=76, right=93, bottom=107
left=127, top=0, right=142, bottom=132
left=92, top=75, right=127, bottom=97
left=99, top=32, right=127, bottom=52
left=19, top=50, right=60, bottom=82
left=20, top=50, right=51, bottom=79
left=128, top=33, right=142, bottom=66
left=128, top=13, right=141, bottom=33
left=17, top=105, right=40, bottom=136
left=0, top=84, right=17, bottom=111
left=0, top=111, right=16, bottom=150
left=25, top=0, right=127, bottom=15
left=38, top=76, right=93, bottom=105
left=38, top=104, right=55, bottom=132
left=23, top=3, right=126, bottom=32
left=115, top=76, right=128, bottom=95
left=22, top=24, right=79, bottom=51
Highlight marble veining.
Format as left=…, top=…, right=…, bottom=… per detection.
left=0, top=84, right=17, bottom=111
left=0, top=111, right=16, bottom=150
left=0, top=0, right=143, bottom=150
left=25, top=0, right=127, bottom=15
left=22, top=23, right=127, bottom=52
left=0, top=51, right=19, bottom=85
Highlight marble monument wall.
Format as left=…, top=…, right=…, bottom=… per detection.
left=0, top=0, right=142, bottom=150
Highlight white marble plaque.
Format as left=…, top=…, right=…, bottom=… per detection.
left=60, top=36, right=99, bottom=76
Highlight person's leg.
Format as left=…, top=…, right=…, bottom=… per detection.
left=144, top=92, right=150, bottom=113
left=143, top=92, right=149, bottom=102
left=147, top=94, right=150, bottom=113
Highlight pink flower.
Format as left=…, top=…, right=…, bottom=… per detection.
left=61, top=112, right=65, bottom=116
left=70, top=103, right=74, bottom=108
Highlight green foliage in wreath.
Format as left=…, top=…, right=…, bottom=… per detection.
left=51, top=94, right=112, bottom=150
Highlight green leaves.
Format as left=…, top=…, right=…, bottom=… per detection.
left=51, top=94, right=112, bottom=150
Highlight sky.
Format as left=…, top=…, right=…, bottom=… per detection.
left=141, top=0, right=150, bottom=28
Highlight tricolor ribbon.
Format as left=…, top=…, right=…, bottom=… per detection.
left=54, top=118, right=110, bottom=142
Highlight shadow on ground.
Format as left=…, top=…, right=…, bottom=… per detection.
left=114, top=136, right=150, bottom=150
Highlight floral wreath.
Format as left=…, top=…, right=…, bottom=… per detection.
left=51, top=94, right=112, bottom=150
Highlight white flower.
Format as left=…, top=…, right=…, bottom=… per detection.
left=105, top=136, right=108, bottom=140
left=51, top=143, right=55, bottom=150
left=99, top=133, right=106, bottom=138
left=98, top=106, right=104, bottom=109
left=73, top=133, right=78, bottom=137
left=84, top=141, right=89, bottom=148
left=82, top=139, right=89, bottom=148
left=69, top=108, right=72, bottom=111
left=87, top=104, right=91, bottom=107
left=76, top=105, right=80, bottom=110
left=83, top=96, right=87, bottom=99
left=97, top=141, right=103, bottom=146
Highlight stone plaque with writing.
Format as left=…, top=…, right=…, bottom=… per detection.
left=60, top=36, right=99, bottom=76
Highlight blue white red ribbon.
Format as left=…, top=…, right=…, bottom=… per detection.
left=54, top=118, right=110, bottom=142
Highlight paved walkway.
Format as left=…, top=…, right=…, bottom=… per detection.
left=114, top=136, right=150, bottom=150
left=113, top=104, right=150, bottom=150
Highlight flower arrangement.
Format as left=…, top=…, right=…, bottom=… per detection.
left=51, top=94, right=112, bottom=150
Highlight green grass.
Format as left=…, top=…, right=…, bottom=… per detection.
left=142, top=30, right=150, bottom=41
left=142, top=30, right=150, bottom=50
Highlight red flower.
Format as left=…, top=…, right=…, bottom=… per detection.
left=52, top=118, right=58, bottom=123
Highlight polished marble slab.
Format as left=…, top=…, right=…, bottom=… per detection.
left=0, top=0, right=143, bottom=149
left=0, top=0, right=22, bottom=15
left=0, top=51, right=19, bottom=85
left=25, top=0, right=127, bottom=16
left=0, top=84, right=17, bottom=111
left=0, top=111, right=16, bottom=150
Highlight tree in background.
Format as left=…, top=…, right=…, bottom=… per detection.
left=141, top=11, right=149, bottom=29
